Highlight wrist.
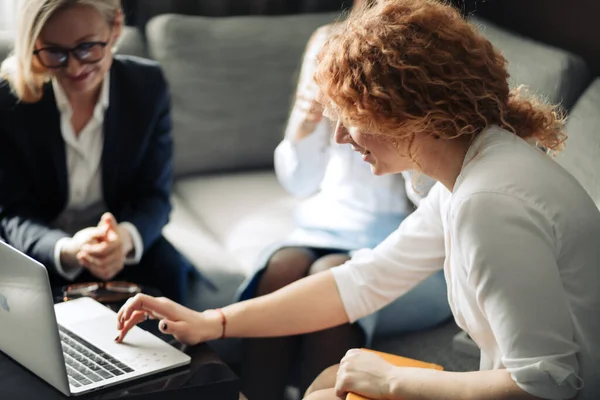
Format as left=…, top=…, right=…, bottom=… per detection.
left=202, top=309, right=227, bottom=341
left=117, top=224, right=134, bottom=255
left=293, top=123, right=317, bottom=142
left=60, top=238, right=80, bottom=269
left=386, top=366, right=405, bottom=399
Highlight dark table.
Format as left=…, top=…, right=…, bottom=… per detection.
left=0, top=317, right=240, bottom=400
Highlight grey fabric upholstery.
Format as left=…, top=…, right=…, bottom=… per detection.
left=145, top=12, right=339, bottom=177
left=555, top=78, right=600, bottom=209
left=116, top=26, right=147, bottom=58
left=0, top=31, right=14, bottom=62
left=473, top=17, right=591, bottom=110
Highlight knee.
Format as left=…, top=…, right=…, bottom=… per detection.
left=256, top=248, right=315, bottom=295
left=308, top=253, right=350, bottom=276
left=304, top=364, right=339, bottom=398
left=304, top=388, right=339, bottom=400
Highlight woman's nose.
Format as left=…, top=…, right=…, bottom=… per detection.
left=65, top=56, right=85, bottom=76
left=334, top=120, right=352, bottom=144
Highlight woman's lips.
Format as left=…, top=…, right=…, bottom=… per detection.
left=67, top=71, right=93, bottom=82
left=351, top=146, right=373, bottom=162
left=351, top=145, right=369, bottom=155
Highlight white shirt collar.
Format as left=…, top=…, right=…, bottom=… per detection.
left=52, top=72, right=110, bottom=116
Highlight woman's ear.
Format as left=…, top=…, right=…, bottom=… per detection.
left=111, top=9, right=124, bottom=44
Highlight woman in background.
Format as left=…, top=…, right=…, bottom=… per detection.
left=0, top=0, right=192, bottom=304
left=237, top=1, right=450, bottom=398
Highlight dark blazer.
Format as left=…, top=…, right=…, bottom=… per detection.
left=0, top=56, right=173, bottom=276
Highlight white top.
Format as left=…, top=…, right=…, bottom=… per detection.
left=275, top=26, right=434, bottom=249
left=51, top=75, right=143, bottom=280
left=332, top=126, right=600, bottom=399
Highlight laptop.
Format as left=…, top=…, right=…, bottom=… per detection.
left=0, top=240, right=191, bottom=396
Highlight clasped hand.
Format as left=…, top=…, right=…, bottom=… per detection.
left=62, top=212, right=133, bottom=281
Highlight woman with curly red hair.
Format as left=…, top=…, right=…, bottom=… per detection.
left=116, top=1, right=600, bottom=399
left=236, top=1, right=451, bottom=398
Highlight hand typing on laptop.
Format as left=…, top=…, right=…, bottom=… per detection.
left=116, top=294, right=224, bottom=345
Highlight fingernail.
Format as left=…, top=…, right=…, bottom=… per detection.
left=162, top=322, right=168, bottom=331
left=114, top=335, right=119, bottom=342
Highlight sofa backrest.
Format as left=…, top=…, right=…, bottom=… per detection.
left=143, top=12, right=591, bottom=177
left=145, top=12, right=339, bottom=177
left=115, top=27, right=147, bottom=59
left=555, top=78, right=600, bottom=210
left=471, top=17, right=590, bottom=110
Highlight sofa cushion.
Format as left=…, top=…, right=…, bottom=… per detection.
left=163, top=194, right=247, bottom=309
left=145, top=13, right=339, bottom=177
left=554, top=79, right=600, bottom=210
left=169, top=171, right=298, bottom=275
left=472, top=17, right=590, bottom=110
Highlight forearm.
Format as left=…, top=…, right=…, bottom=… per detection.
left=389, top=368, right=541, bottom=400
left=1, top=213, right=68, bottom=271
left=285, top=107, right=321, bottom=143
left=275, top=123, right=331, bottom=197
left=222, top=270, right=349, bottom=338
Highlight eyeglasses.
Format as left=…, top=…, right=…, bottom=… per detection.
left=63, top=281, right=142, bottom=304
left=33, top=41, right=109, bottom=69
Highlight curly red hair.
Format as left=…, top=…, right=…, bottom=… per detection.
left=315, top=0, right=565, bottom=151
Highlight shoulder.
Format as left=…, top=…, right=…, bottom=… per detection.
left=452, top=191, right=539, bottom=221
left=311, top=24, right=335, bottom=43
left=304, top=25, right=335, bottom=59
left=111, top=55, right=168, bottom=97
left=113, top=55, right=164, bottom=77
left=450, top=191, right=556, bottom=257
left=454, top=127, right=593, bottom=220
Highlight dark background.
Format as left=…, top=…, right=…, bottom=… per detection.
left=121, top=0, right=599, bottom=77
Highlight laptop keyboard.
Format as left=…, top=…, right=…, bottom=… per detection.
left=58, top=325, right=134, bottom=388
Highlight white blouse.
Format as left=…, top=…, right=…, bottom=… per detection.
left=275, top=26, right=434, bottom=248
left=51, top=75, right=143, bottom=280
left=332, top=126, right=600, bottom=399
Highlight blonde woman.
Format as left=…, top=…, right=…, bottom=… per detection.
left=117, top=1, right=600, bottom=399
left=0, top=0, right=192, bottom=303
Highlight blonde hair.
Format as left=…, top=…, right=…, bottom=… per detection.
left=315, top=0, right=566, bottom=152
left=0, top=0, right=122, bottom=103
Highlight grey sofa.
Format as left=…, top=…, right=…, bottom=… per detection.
left=1, top=11, right=599, bottom=371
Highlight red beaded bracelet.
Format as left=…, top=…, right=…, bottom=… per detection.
left=215, top=308, right=227, bottom=339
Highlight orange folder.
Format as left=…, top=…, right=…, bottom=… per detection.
left=346, top=349, right=443, bottom=400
